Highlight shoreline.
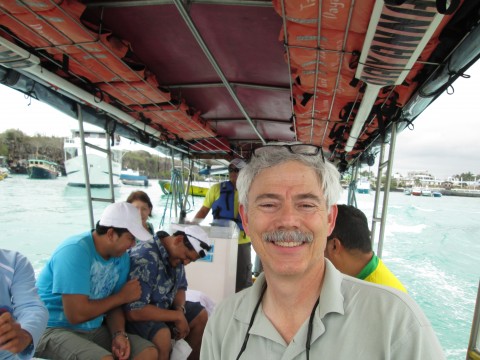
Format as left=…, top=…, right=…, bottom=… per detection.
left=363, top=188, right=480, bottom=198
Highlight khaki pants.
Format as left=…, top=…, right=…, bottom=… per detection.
left=35, top=325, right=155, bottom=360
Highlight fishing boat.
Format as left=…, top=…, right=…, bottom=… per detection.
left=159, top=180, right=209, bottom=197
left=421, top=188, right=433, bottom=197
left=64, top=129, right=122, bottom=187
left=120, top=169, right=149, bottom=187
left=27, top=158, right=59, bottom=179
left=1, top=1, right=480, bottom=356
left=356, top=178, right=371, bottom=194
left=411, top=188, right=422, bottom=196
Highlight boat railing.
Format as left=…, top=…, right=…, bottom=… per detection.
left=467, top=281, right=480, bottom=360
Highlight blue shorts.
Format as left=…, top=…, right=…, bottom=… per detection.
left=126, top=301, right=204, bottom=341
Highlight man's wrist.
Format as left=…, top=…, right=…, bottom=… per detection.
left=176, top=304, right=186, bottom=314
left=19, top=329, right=34, bottom=355
left=112, top=330, right=129, bottom=340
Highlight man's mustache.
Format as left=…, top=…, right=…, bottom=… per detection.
left=262, top=230, right=314, bottom=243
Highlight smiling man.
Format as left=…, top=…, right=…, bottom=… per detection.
left=200, top=143, right=445, bottom=360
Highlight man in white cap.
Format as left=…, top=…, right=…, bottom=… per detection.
left=124, top=225, right=212, bottom=360
left=35, top=202, right=157, bottom=360
left=194, top=158, right=252, bottom=292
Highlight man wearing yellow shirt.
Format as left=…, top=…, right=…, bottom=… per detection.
left=194, top=159, right=252, bottom=292
left=324, top=204, right=407, bottom=292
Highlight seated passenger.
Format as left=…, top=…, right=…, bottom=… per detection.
left=35, top=202, right=157, bottom=360
left=0, top=249, right=48, bottom=360
left=127, top=190, right=156, bottom=239
left=125, top=226, right=211, bottom=360
left=324, top=204, right=407, bottom=292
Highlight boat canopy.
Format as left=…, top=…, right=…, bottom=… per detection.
left=0, top=0, right=479, bottom=171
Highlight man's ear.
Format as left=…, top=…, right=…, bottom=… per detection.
left=173, top=234, right=184, bottom=245
left=333, top=238, right=344, bottom=253
left=106, top=228, right=116, bottom=242
left=327, top=204, right=338, bottom=236
left=239, top=204, right=249, bottom=235
left=326, top=238, right=341, bottom=256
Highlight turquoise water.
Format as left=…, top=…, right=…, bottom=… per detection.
left=1, top=174, right=479, bottom=359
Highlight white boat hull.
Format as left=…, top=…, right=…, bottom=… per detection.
left=357, top=178, right=371, bottom=194
left=65, top=154, right=121, bottom=187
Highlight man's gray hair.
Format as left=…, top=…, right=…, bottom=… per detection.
left=237, top=146, right=343, bottom=211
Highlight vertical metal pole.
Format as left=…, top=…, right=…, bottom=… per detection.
left=105, top=134, right=115, bottom=201
left=377, top=123, right=397, bottom=258
left=182, top=160, right=194, bottom=211
left=347, top=164, right=359, bottom=207
left=170, top=152, right=177, bottom=219
left=77, top=104, right=94, bottom=229
left=371, top=142, right=385, bottom=250
left=466, top=281, right=480, bottom=360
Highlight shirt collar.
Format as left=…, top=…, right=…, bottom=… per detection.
left=233, top=259, right=345, bottom=323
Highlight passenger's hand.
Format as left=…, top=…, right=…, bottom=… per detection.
left=173, top=312, right=190, bottom=340
left=119, top=279, right=142, bottom=303
left=0, top=312, right=32, bottom=354
left=111, top=333, right=131, bottom=360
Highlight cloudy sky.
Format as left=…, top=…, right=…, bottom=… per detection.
left=1, top=60, right=479, bottom=179
left=392, top=59, right=480, bottom=179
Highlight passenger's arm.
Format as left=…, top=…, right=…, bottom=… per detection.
left=125, top=304, right=189, bottom=339
left=0, top=312, right=33, bottom=356
left=194, top=206, right=210, bottom=219
left=105, top=307, right=130, bottom=360
left=172, top=289, right=186, bottom=310
left=6, top=253, right=48, bottom=357
left=62, top=278, right=141, bottom=324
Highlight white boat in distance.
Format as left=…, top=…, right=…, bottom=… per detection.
left=120, top=168, right=149, bottom=187
left=357, top=177, right=371, bottom=194
left=64, top=129, right=122, bottom=187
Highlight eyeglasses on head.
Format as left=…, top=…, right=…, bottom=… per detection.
left=252, top=144, right=325, bottom=162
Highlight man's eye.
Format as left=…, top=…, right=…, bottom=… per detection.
left=259, top=203, right=275, bottom=208
left=298, top=203, right=317, bottom=211
left=258, top=203, right=277, bottom=210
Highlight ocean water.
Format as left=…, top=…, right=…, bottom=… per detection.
left=1, top=174, right=479, bottom=359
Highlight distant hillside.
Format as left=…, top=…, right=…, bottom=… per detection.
left=0, top=129, right=173, bottom=178
left=0, top=129, right=63, bottom=171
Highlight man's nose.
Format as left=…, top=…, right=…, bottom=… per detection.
left=277, top=203, right=301, bottom=226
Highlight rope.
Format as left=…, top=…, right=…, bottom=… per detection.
left=159, top=168, right=194, bottom=227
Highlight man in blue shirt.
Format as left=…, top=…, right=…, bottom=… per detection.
left=35, top=202, right=158, bottom=360
left=125, top=225, right=212, bottom=360
left=0, top=249, right=48, bottom=360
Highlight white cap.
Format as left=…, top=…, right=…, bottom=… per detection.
left=184, top=226, right=212, bottom=257
left=99, top=202, right=152, bottom=241
left=230, top=158, right=246, bottom=169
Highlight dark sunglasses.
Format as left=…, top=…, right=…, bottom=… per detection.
left=183, top=234, right=212, bottom=258
left=253, top=144, right=325, bottom=163
left=228, top=166, right=240, bottom=173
